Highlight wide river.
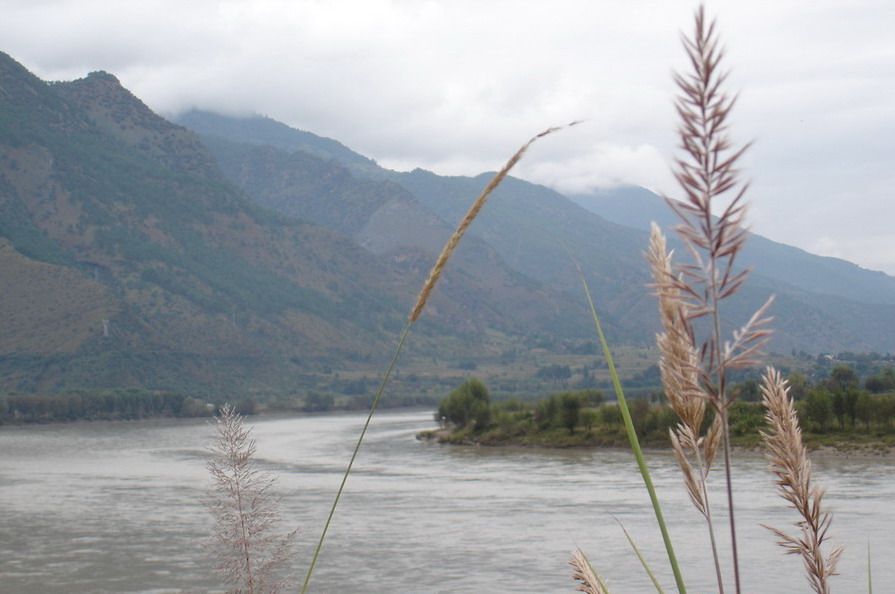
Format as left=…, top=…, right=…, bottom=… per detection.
left=0, top=409, right=892, bottom=593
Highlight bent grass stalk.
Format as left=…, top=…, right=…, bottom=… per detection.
left=614, top=517, right=666, bottom=594
left=300, top=123, right=575, bottom=594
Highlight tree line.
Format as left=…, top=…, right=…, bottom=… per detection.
left=436, top=366, right=895, bottom=446
left=0, top=388, right=231, bottom=424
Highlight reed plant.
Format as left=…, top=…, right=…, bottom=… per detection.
left=206, top=405, right=297, bottom=594
left=574, top=5, right=840, bottom=594
left=760, top=368, right=842, bottom=594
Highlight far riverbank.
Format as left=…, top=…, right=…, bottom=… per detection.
left=417, top=425, right=895, bottom=458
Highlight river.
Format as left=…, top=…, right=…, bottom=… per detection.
left=0, top=409, right=892, bottom=593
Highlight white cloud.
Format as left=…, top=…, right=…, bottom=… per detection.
left=520, top=141, right=674, bottom=195
left=0, top=0, right=892, bottom=274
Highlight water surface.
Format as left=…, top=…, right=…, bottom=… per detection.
left=1, top=410, right=891, bottom=592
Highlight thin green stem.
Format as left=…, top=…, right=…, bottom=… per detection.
left=300, top=322, right=413, bottom=594
left=867, top=540, right=873, bottom=594
left=614, top=516, right=666, bottom=594
left=579, top=273, right=687, bottom=594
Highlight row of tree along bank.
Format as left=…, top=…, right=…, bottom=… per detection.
left=0, top=386, right=439, bottom=425
left=424, top=367, right=895, bottom=450
left=0, top=389, right=257, bottom=424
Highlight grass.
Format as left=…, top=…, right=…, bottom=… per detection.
left=572, top=6, right=841, bottom=594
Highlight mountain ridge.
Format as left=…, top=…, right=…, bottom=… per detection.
left=570, top=186, right=895, bottom=306
left=177, top=109, right=895, bottom=353
left=1, top=50, right=893, bottom=403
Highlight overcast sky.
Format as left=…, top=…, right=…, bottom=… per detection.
left=2, top=0, right=893, bottom=274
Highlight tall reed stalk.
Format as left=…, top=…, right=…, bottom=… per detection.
left=575, top=6, right=781, bottom=593
left=653, top=6, right=773, bottom=592
left=300, top=123, right=575, bottom=594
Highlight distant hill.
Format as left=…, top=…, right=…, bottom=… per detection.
left=193, top=133, right=592, bottom=338
left=0, top=54, right=465, bottom=396
left=570, top=186, right=895, bottom=306
left=176, top=109, right=378, bottom=172
left=1, top=47, right=893, bottom=403
left=178, top=111, right=895, bottom=353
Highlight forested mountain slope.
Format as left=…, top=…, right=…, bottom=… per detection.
left=179, top=111, right=895, bottom=353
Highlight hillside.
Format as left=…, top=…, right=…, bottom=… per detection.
left=178, top=111, right=895, bottom=353
left=2, top=48, right=894, bottom=404
left=0, top=54, right=426, bottom=396
left=194, top=133, right=592, bottom=338
left=570, top=186, right=895, bottom=306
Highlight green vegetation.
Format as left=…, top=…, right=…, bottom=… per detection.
left=429, top=368, right=895, bottom=450
left=0, top=388, right=205, bottom=423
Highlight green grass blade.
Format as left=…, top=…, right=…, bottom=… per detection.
left=578, top=272, right=687, bottom=594
left=613, top=516, right=666, bottom=594
left=300, top=322, right=412, bottom=594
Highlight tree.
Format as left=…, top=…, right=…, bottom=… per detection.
left=437, top=378, right=491, bottom=429
left=805, top=387, right=833, bottom=432
left=304, top=391, right=334, bottom=412
left=855, top=392, right=876, bottom=429
left=535, top=395, right=560, bottom=429
left=578, top=389, right=605, bottom=407
left=558, top=392, right=584, bottom=434
left=832, top=388, right=857, bottom=429
left=536, top=364, right=572, bottom=386
left=600, top=404, right=622, bottom=427
left=865, top=367, right=895, bottom=393
left=580, top=409, right=599, bottom=432
left=828, top=366, right=859, bottom=392
left=787, top=372, right=810, bottom=401
left=629, top=398, right=651, bottom=436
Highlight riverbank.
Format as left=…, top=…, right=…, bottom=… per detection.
left=417, top=426, right=895, bottom=457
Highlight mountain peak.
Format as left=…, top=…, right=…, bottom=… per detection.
left=83, top=70, right=121, bottom=85
left=54, top=72, right=220, bottom=178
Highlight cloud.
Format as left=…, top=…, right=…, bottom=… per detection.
left=0, top=0, right=892, bottom=274
left=520, top=141, right=673, bottom=195
left=810, top=234, right=895, bottom=275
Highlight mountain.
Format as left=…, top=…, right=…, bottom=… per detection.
left=177, top=111, right=895, bottom=353
left=189, top=132, right=591, bottom=338
left=2, top=48, right=894, bottom=403
left=570, top=186, right=895, bottom=307
left=176, top=109, right=378, bottom=172
left=0, top=54, right=459, bottom=396
left=0, top=53, right=600, bottom=398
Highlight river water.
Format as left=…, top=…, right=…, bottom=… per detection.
left=0, top=409, right=892, bottom=593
